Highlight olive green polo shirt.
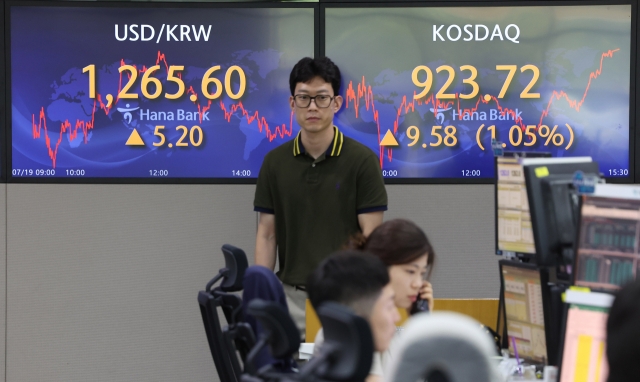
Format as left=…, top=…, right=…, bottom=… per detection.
left=254, top=126, right=388, bottom=286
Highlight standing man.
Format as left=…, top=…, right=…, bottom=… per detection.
left=253, top=57, right=388, bottom=333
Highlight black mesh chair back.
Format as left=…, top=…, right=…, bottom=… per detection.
left=198, top=244, right=250, bottom=382
left=300, top=302, right=373, bottom=382
left=214, top=291, right=243, bottom=329
left=223, top=322, right=256, bottom=378
left=199, top=291, right=237, bottom=382
left=245, top=299, right=300, bottom=376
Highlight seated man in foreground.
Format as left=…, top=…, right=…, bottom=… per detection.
left=307, top=250, right=400, bottom=382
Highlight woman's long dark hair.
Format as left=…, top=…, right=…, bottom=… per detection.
left=348, top=219, right=435, bottom=278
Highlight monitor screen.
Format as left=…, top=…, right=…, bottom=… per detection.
left=501, top=263, right=547, bottom=364
left=559, top=302, right=609, bottom=382
left=9, top=2, right=315, bottom=181
left=324, top=3, right=632, bottom=182
left=496, top=157, right=535, bottom=255
left=575, top=195, right=640, bottom=291
left=523, top=158, right=600, bottom=266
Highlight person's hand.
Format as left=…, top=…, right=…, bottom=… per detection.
left=419, top=281, right=434, bottom=312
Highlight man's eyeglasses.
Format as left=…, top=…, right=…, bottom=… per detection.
left=293, top=94, right=334, bottom=108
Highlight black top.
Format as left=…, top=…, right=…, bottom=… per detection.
left=254, top=126, right=388, bottom=285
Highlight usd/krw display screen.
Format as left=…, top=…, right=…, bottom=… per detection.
left=10, top=3, right=314, bottom=180
left=325, top=4, right=632, bottom=181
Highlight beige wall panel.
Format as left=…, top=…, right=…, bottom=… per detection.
left=386, top=184, right=499, bottom=299
left=6, top=184, right=255, bottom=382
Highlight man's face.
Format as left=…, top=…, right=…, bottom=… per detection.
left=289, top=76, right=343, bottom=135
left=369, top=284, right=401, bottom=352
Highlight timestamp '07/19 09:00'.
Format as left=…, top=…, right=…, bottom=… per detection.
left=12, top=169, right=57, bottom=176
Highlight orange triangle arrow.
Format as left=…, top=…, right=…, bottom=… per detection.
left=125, top=129, right=145, bottom=146
left=380, top=130, right=399, bottom=147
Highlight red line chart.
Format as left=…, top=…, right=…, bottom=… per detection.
left=30, top=51, right=293, bottom=168
left=343, top=49, right=620, bottom=167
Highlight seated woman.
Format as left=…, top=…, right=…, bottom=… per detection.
left=352, top=218, right=436, bottom=314
left=311, top=219, right=435, bottom=381
left=349, top=218, right=436, bottom=379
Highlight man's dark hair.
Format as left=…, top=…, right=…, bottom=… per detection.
left=307, top=250, right=389, bottom=319
left=289, top=57, right=341, bottom=96
left=606, top=278, right=640, bottom=382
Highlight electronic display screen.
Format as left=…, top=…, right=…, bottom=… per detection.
left=325, top=4, right=632, bottom=181
left=501, top=264, right=547, bottom=364
left=575, top=195, right=640, bottom=291
left=559, top=304, right=609, bottom=382
left=497, top=157, right=535, bottom=255
left=9, top=3, right=315, bottom=180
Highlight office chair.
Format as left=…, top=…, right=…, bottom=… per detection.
left=384, top=312, right=502, bottom=382
left=216, top=244, right=249, bottom=323
left=242, top=301, right=375, bottom=382
left=198, top=244, right=250, bottom=382
left=243, top=299, right=301, bottom=380
left=242, top=266, right=295, bottom=373
left=298, top=302, right=374, bottom=382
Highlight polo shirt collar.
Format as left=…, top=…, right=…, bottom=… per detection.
left=293, top=126, right=344, bottom=157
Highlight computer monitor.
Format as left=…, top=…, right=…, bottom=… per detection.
left=499, top=260, right=549, bottom=364
left=574, top=184, right=640, bottom=292
left=495, top=152, right=551, bottom=258
left=558, top=290, right=613, bottom=382
left=523, top=157, right=600, bottom=267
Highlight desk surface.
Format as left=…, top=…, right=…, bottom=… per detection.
left=305, top=298, right=499, bottom=341
left=298, top=343, right=550, bottom=382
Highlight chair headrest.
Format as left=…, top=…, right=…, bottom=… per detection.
left=315, top=302, right=374, bottom=381
left=220, top=244, right=248, bottom=292
left=246, top=299, right=300, bottom=359
left=384, top=312, right=501, bottom=382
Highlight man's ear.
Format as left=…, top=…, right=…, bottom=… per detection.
left=289, top=95, right=295, bottom=110
left=333, top=95, right=343, bottom=113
